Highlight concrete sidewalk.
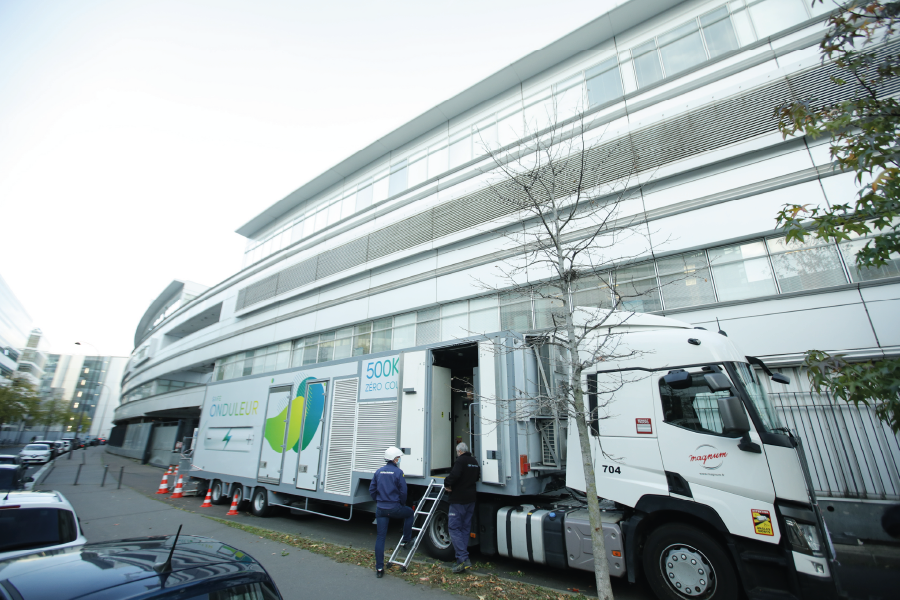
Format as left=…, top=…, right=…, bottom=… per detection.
left=40, top=447, right=456, bottom=600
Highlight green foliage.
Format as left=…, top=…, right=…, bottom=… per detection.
left=805, top=351, right=900, bottom=432
left=775, top=1, right=900, bottom=431
left=775, top=1, right=899, bottom=269
left=0, top=378, right=40, bottom=427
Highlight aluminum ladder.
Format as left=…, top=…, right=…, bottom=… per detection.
left=388, top=478, right=445, bottom=571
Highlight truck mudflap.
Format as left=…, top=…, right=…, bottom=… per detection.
left=496, top=505, right=626, bottom=577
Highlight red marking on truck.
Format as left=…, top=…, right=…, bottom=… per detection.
left=690, top=451, right=727, bottom=464
left=636, top=418, right=652, bottom=434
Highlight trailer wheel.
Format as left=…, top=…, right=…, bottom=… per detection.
left=422, top=502, right=456, bottom=562
left=232, top=485, right=248, bottom=509
left=250, top=487, right=271, bottom=517
left=210, top=480, right=229, bottom=505
left=642, top=523, right=738, bottom=600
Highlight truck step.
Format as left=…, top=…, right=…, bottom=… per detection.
left=747, top=587, right=799, bottom=600
left=740, top=551, right=787, bottom=566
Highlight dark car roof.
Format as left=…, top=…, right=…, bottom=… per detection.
left=0, top=464, right=22, bottom=470
left=0, top=535, right=273, bottom=600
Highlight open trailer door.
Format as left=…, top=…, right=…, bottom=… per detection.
left=477, top=340, right=502, bottom=484
left=398, top=350, right=427, bottom=477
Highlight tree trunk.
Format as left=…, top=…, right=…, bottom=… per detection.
left=573, top=386, right=615, bottom=600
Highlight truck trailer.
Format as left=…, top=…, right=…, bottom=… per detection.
left=186, top=312, right=839, bottom=600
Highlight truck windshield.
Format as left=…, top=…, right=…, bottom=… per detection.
left=729, top=362, right=782, bottom=433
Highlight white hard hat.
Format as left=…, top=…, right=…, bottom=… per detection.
left=384, top=446, right=404, bottom=461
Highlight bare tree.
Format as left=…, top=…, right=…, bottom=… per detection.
left=465, top=102, right=665, bottom=600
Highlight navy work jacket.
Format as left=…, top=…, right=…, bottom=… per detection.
left=369, top=461, right=408, bottom=509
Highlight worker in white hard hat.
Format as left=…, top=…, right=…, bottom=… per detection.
left=369, top=446, right=414, bottom=578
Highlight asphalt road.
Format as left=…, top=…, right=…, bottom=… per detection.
left=35, top=447, right=652, bottom=600
left=30, top=446, right=899, bottom=600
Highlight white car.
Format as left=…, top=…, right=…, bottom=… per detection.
left=18, top=444, right=52, bottom=464
left=59, top=440, right=72, bottom=453
left=0, top=490, right=87, bottom=561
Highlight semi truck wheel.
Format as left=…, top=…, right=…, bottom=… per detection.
left=642, top=523, right=738, bottom=600
left=422, top=502, right=456, bottom=561
left=251, top=487, right=271, bottom=517
left=210, top=480, right=229, bottom=505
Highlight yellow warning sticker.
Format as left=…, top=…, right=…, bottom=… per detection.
left=752, top=509, right=774, bottom=536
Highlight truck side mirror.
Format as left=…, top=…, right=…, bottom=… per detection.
left=717, top=396, right=761, bottom=453
left=704, top=372, right=732, bottom=392
left=717, top=396, right=750, bottom=434
left=662, top=370, right=692, bottom=389
left=771, top=373, right=791, bottom=385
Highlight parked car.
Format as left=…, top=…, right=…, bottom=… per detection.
left=18, top=444, right=52, bottom=465
left=0, top=454, right=22, bottom=465
left=61, top=438, right=83, bottom=450
left=0, top=534, right=283, bottom=599
left=59, top=440, right=72, bottom=453
left=0, top=490, right=86, bottom=561
left=0, top=464, right=33, bottom=491
left=32, top=440, right=59, bottom=460
left=96, top=437, right=107, bottom=445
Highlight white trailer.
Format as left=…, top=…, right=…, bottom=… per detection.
left=188, top=313, right=839, bottom=600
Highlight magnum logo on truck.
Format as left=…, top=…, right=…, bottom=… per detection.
left=690, top=444, right=727, bottom=469
left=263, top=378, right=326, bottom=455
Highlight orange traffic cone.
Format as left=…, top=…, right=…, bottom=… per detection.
left=200, top=488, right=213, bottom=508
left=170, top=466, right=179, bottom=490
left=156, top=467, right=171, bottom=494
left=169, top=475, right=184, bottom=499
left=225, top=491, right=240, bottom=516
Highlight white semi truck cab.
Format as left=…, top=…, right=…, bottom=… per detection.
left=188, top=312, right=840, bottom=600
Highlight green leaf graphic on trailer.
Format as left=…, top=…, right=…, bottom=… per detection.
left=263, top=378, right=326, bottom=453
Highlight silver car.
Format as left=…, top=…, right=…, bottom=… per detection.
left=18, top=444, right=52, bottom=464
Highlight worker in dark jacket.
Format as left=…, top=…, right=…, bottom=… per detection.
left=443, top=442, right=480, bottom=573
left=369, top=446, right=414, bottom=578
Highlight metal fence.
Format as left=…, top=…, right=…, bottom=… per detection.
left=771, top=391, right=900, bottom=501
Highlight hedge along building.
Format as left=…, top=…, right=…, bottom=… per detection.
left=113, top=0, right=900, bottom=498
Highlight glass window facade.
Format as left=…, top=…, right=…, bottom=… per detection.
left=241, top=2, right=820, bottom=270
left=218, top=227, right=900, bottom=383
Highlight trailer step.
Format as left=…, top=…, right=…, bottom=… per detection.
left=388, top=478, right=444, bottom=570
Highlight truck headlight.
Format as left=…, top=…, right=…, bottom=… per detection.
left=784, top=518, right=822, bottom=555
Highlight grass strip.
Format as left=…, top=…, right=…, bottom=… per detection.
left=205, top=516, right=591, bottom=600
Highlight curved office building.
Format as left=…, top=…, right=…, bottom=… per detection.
left=113, top=0, right=899, bottom=492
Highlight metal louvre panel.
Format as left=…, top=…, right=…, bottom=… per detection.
left=352, top=401, right=398, bottom=473
left=323, top=378, right=359, bottom=496
left=234, top=54, right=893, bottom=311
left=317, top=237, right=369, bottom=280
left=276, top=259, right=317, bottom=295
left=433, top=190, right=516, bottom=239
left=235, top=288, right=247, bottom=311
left=242, top=274, right=278, bottom=307
left=367, top=210, right=433, bottom=262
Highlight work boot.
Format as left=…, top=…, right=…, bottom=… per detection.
left=376, top=569, right=384, bottom=578
left=452, top=562, right=466, bottom=574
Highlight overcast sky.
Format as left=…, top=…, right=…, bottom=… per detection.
left=0, top=0, right=617, bottom=357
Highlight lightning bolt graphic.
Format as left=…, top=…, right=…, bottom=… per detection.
left=222, top=428, right=232, bottom=449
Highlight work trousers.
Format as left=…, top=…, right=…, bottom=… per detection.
left=375, top=504, right=414, bottom=571
left=448, top=502, right=476, bottom=563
